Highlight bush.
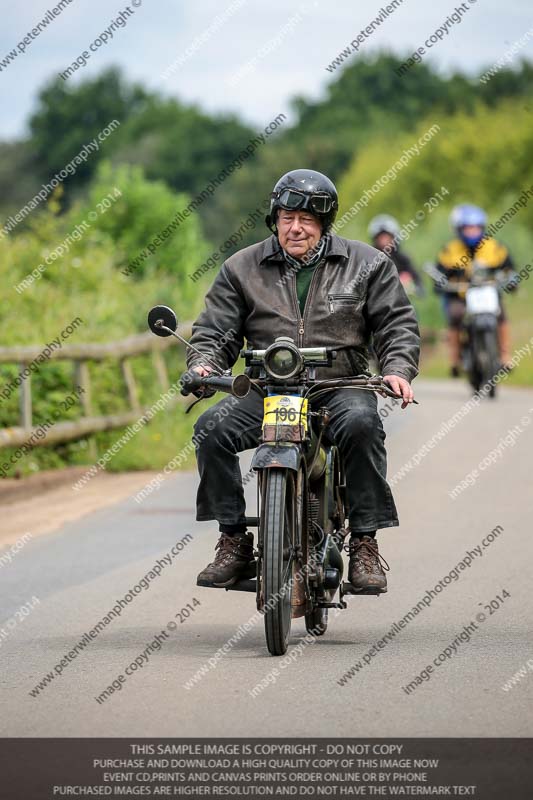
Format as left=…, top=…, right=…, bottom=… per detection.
left=0, top=164, right=212, bottom=476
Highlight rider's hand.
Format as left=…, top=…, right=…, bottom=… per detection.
left=383, top=375, right=414, bottom=409
left=504, top=275, right=519, bottom=293
left=180, top=364, right=215, bottom=398
left=192, top=364, right=214, bottom=378
left=192, top=365, right=217, bottom=398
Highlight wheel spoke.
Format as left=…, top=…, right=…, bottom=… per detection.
left=281, top=555, right=294, bottom=586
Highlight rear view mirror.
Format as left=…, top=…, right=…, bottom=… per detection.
left=148, top=305, right=178, bottom=337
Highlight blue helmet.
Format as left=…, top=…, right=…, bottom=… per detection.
left=450, top=204, right=487, bottom=247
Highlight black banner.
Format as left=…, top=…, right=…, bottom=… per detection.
left=1, top=738, right=532, bottom=799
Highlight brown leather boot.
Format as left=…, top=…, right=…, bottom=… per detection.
left=347, top=535, right=389, bottom=593
left=197, top=532, right=256, bottom=587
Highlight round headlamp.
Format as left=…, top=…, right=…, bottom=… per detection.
left=264, top=338, right=303, bottom=380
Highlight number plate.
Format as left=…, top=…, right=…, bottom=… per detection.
left=466, top=285, right=500, bottom=314
left=263, top=395, right=308, bottom=430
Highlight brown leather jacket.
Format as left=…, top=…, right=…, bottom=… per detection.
left=186, top=233, right=420, bottom=382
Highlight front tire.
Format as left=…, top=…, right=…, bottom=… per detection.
left=262, top=469, right=296, bottom=656
left=471, top=327, right=499, bottom=397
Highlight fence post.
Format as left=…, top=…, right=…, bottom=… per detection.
left=152, top=349, right=169, bottom=391
left=120, top=358, right=140, bottom=413
left=74, top=359, right=97, bottom=460
left=74, top=361, right=92, bottom=416
left=19, top=364, right=32, bottom=431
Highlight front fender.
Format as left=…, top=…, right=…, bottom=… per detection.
left=251, top=443, right=301, bottom=472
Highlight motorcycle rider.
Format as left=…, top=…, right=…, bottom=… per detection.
left=436, top=204, right=517, bottom=376
left=184, top=169, right=420, bottom=598
left=368, top=214, right=424, bottom=297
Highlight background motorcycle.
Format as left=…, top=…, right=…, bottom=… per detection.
left=426, top=263, right=506, bottom=398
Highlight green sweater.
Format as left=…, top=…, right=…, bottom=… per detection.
left=295, top=262, right=318, bottom=315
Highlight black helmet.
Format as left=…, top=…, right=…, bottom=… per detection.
left=266, top=169, right=339, bottom=233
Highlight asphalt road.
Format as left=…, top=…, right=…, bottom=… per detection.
left=1, top=379, right=532, bottom=737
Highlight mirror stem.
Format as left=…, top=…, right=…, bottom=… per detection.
left=155, top=322, right=225, bottom=373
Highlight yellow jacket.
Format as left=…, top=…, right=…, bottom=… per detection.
left=437, top=237, right=513, bottom=296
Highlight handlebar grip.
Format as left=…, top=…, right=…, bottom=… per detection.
left=379, top=382, right=419, bottom=404
left=180, top=372, right=251, bottom=399
left=180, top=371, right=203, bottom=396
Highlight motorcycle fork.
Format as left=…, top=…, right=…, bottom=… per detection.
left=254, top=465, right=306, bottom=612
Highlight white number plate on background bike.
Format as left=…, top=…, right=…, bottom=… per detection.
left=466, top=285, right=500, bottom=314
left=263, top=395, right=308, bottom=430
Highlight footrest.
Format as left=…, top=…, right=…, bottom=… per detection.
left=341, top=581, right=386, bottom=596
left=197, top=578, right=257, bottom=592
left=317, top=601, right=347, bottom=609
left=245, top=516, right=259, bottom=527
left=224, top=578, right=257, bottom=593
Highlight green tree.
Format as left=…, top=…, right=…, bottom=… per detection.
left=0, top=140, right=40, bottom=217
left=337, top=98, right=533, bottom=231
left=29, top=67, right=149, bottom=187
left=110, top=97, right=255, bottom=199
left=87, top=161, right=209, bottom=294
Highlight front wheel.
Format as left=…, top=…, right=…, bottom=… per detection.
left=470, top=327, right=499, bottom=396
left=262, top=469, right=297, bottom=655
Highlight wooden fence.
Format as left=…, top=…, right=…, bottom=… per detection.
left=0, top=329, right=190, bottom=450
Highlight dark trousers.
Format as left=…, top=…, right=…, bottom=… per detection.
left=192, top=388, right=398, bottom=534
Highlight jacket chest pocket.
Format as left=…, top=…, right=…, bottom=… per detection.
left=327, top=293, right=364, bottom=314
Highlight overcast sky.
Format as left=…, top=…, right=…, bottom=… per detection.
left=0, top=0, right=531, bottom=139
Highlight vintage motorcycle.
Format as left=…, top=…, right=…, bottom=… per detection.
left=148, top=305, right=406, bottom=656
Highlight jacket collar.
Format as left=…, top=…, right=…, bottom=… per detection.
left=259, top=233, right=349, bottom=265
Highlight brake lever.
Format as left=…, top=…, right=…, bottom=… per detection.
left=378, top=383, right=419, bottom=404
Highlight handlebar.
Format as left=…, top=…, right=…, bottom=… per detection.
left=307, top=376, right=411, bottom=401
left=424, top=263, right=510, bottom=294
left=181, top=371, right=414, bottom=404
left=439, top=279, right=501, bottom=294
